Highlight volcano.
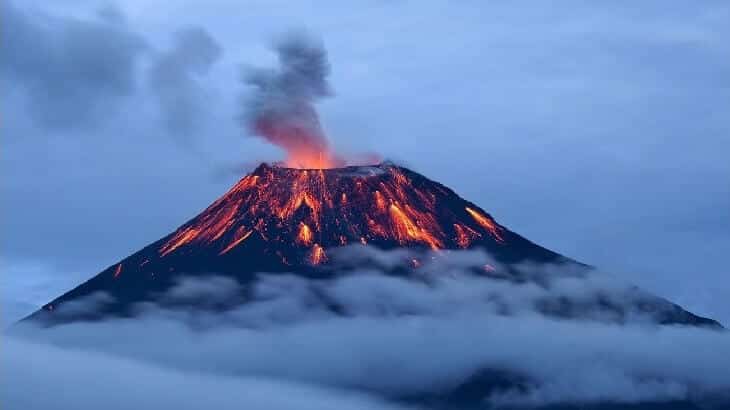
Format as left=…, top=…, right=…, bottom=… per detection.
left=27, top=162, right=719, bottom=328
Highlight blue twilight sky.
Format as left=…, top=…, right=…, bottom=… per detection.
left=2, top=0, right=729, bottom=326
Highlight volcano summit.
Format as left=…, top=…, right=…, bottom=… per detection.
left=28, top=162, right=719, bottom=328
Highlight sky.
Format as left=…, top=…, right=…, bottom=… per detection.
left=2, top=0, right=729, bottom=331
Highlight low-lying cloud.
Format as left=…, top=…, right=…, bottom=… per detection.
left=5, top=248, right=729, bottom=409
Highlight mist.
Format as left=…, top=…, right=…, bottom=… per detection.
left=6, top=248, right=730, bottom=409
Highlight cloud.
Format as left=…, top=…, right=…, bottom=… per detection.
left=2, top=3, right=729, bottom=406
left=0, top=1, right=146, bottom=130
left=7, top=248, right=730, bottom=408
left=148, top=26, right=223, bottom=139
left=1, top=1, right=223, bottom=140
left=3, top=0, right=728, bottom=331
left=51, top=292, right=115, bottom=320
left=2, top=338, right=404, bottom=410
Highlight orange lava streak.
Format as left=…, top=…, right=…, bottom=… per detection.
left=113, top=263, right=123, bottom=278
left=278, top=191, right=321, bottom=224
left=309, top=243, right=327, bottom=265
left=373, top=190, right=387, bottom=212
left=389, top=204, right=441, bottom=249
left=158, top=164, right=509, bottom=265
left=465, top=207, right=504, bottom=242
left=219, top=230, right=253, bottom=255
left=160, top=227, right=200, bottom=256
left=208, top=204, right=242, bottom=241
left=390, top=168, right=410, bottom=186
left=160, top=195, right=246, bottom=256
left=454, top=224, right=472, bottom=248
left=297, top=222, right=313, bottom=246
left=233, top=175, right=259, bottom=192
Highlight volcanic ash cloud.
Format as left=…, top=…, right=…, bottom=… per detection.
left=240, top=32, right=341, bottom=169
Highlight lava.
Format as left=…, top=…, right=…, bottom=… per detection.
left=388, top=204, right=441, bottom=250
left=297, top=223, right=313, bottom=246
left=160, top=227, right=200, bottom=256
left=466, top=207, right=504, bottom=242
left=309, top=243, right=327, bottom=265
left=454, top=223, right=480, bottom=248
left=219, top=229, right=253, bottom=255
left=155, top=163, right=507, bottom=266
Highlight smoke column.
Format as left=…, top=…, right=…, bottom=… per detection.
left=241, top=32, right=342, bottom=169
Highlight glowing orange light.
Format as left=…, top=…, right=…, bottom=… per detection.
left=309, top=244, right=327, bottom=265
left=219, top=230, right=253, bottom=255
left=454, top=223, right=481, bottom=248
left=374, top=190, right=386, bottom=212
left=389, top=204, right=441, bottom=249
left=297, top=222, right=313, bottom=246
left=160, top=227, right=200, bottom=256
left=465, top=207, right=504, bottom=242
left=113, top=263, right=123, bottom=278
left=157, top=163, right=510, bottom=267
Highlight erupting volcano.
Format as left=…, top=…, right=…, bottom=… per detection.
left=27, top=161, right=720, bottom=329
left=157, top=163, right=512, bottom=258
left=21, top=34, right=721, bottom=328
left=31, top=162, right=563, bottom=320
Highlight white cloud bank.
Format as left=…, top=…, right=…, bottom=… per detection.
left=5, top=249, right=730, bottom=409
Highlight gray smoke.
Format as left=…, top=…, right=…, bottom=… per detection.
left=240, top=31, right=340, bottom=167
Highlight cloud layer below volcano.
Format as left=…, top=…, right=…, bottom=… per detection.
left=5, top=249, right=730, bottom=409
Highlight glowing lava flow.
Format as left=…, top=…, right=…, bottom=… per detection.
left=155, top=163, right=507, bottom=266
left=309, top=244, right=327, bottom=265
left=465, top=207, right=504, bottom=242
left=219, top=230, right=253, bottom=255
left=297, top=223, right=313, bottom=246
left=388, top=204, right=441, bottom=250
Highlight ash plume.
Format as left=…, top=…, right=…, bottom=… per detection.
left=240, top=32, right=341, bottom=168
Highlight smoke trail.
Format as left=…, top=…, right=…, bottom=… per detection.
left=241, top=32, right=341, bottom=168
